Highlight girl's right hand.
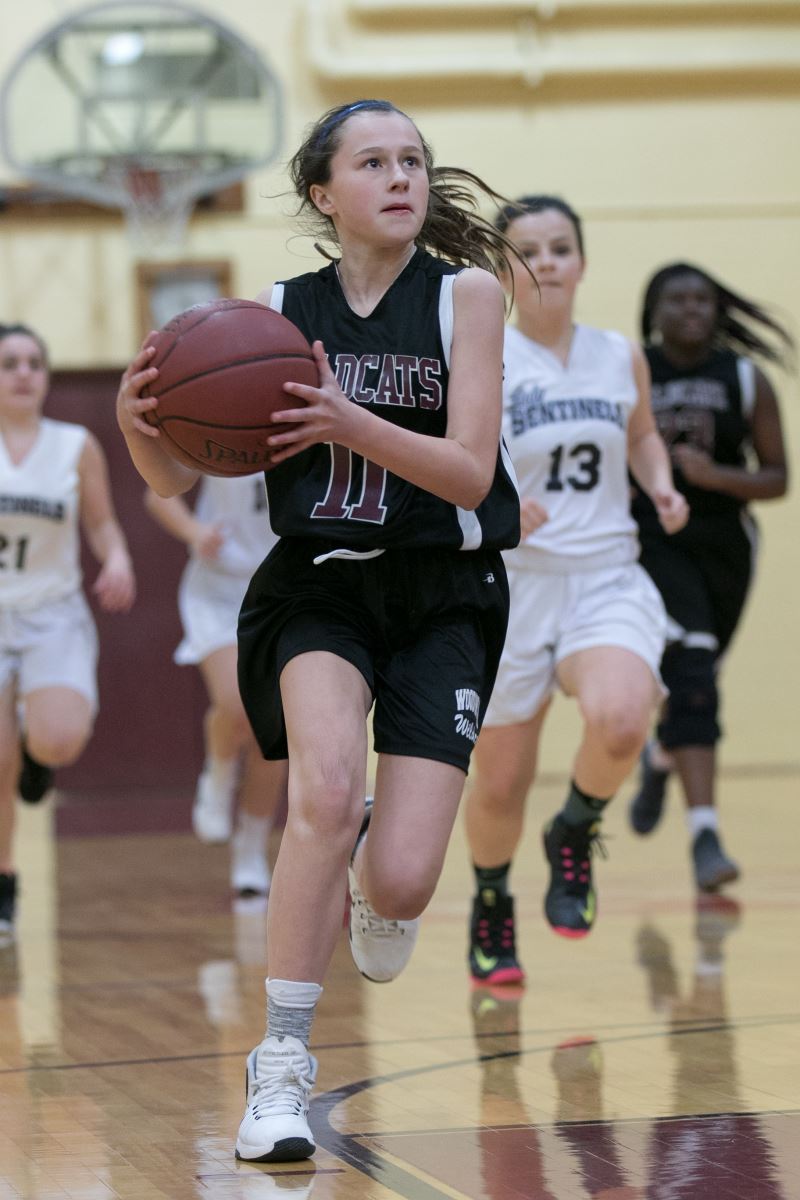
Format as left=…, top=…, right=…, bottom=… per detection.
left=191, top=521, right=225, bottom=562
left=266, top=340, right=358, bottom=464
left=520, top=497, right=549, bottom=538
left=116, top=339, right=161, bottom=438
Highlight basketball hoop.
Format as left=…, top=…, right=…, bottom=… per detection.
left=0, top=0, right=283, bottom=252
left=111, top=161, right=196, bottom=251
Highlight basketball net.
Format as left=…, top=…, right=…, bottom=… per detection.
left=117, top=164, right=195, bottom=253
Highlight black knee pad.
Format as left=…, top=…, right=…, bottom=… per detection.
left=658, top=644, right=720, bottom=748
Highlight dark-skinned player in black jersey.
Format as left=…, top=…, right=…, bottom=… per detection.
left=116, top=98, right=531, bottom=1163
left=628, top=262, right=793, bottom=891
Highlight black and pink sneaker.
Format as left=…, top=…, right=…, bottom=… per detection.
left=0, top=873, right=17, bottom=939
left=18, top=747, right=53, bottom=805
left=468, top=888, right=525, bottom=985
left=542, top=815, right=603, bottom=939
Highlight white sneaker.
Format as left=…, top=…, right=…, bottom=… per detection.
left=230, top=824, right=271, bottom=895
left=192, top=771, right=234, bottom=844
left=235, top=1035, right=318, bottom=1162
left=347, top=799, right=419, bottom=983
left=348, top=869, right=420, bottom=982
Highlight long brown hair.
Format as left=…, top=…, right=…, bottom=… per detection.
left=288, top=99, right=531, bottom=279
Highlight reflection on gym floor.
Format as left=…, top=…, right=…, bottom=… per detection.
left=1, top=772, right=799, bottom=1199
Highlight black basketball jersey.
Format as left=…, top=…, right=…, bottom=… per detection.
left=264, top=249, right=520, bottom=551
left=632, top=346, right=754, bottom=526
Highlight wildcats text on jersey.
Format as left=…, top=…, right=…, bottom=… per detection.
left=650, top=378, right=728, bottom=413
left=509, top=386, right=625, bottom=438
left=0, top=494, right=65, bottom=521
left=333, top=353, right=442, bottom=410
left=265, top=250, right=521, bottom=551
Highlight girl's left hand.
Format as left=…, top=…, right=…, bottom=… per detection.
left=267, top=341, right=357, bottom=463
left=672, top=444, right=720, bottom=490
left=93, top=552, right=136, bottom=612
left=652, top=487, right=690, bottom=535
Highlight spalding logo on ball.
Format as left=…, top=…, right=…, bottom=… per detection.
left=143, top=298, right=319, bottom=477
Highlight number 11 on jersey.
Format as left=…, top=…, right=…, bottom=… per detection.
left=312, top=444, right=389, bottom=525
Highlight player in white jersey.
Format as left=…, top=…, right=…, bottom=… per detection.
left=0, top=324, right=135, bottom=938
left=465, top=198, right=688, bottom=984
left=145, top=475, right=286, bottom=896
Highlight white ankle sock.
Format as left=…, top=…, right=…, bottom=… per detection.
left=266, top=978, right=323, bottom=1046
left=236, top=810, right=270, bottom=847
left=207, top=757, right=237, bottom=796
left=686, top=806, right=718, bottom=839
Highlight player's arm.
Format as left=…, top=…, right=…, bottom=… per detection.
left=672, top=366, right=788, bottom=501
left=144, top=489, right=223, bottom=561
left=78, top=432, right=136, bottom=612
left=269, top=269, right=505, bottom=510
left=626, top=341, right=688, bottom=535
left=116, top=339, right=199, bottom=497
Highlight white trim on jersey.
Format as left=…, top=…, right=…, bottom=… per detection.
left=736, top=356, right=757, bottom=421
left=438, top=274, right=487, bottom=549
left=438, top=273, right=455, bottom=368
left=269, top=283, right=285, bottom=314
left=739, top=506, right=760, bottom=581
left=499, top=437, right=520, bottom=499
left=455, top=507, right=483, bottom=550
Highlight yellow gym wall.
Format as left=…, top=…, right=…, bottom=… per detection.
left=1, top=0, right=798, bottom=776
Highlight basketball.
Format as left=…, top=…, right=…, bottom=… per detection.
left=142, top=298, right=319, bottom=476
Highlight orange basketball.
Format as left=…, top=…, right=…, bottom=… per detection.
left=143, top=299, right=318, bottom=476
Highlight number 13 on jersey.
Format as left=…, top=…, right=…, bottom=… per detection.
left=546, top=442, right=602, bottom=492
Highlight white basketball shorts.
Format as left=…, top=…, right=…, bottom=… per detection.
left=0, top=591, right=99, bottom=711
left=483, top=561, right=667, bottom=726
left=174, top=560, right=251, bottom=666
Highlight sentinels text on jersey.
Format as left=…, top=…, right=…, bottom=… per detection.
left=501, top=324, right=641, bottom=573
left=0, top=418, right=86, bottom=608
left=266, top=249, right=520, bottom=552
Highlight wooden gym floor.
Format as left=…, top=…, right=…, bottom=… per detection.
left=1, top=765, right=799, bottom=1200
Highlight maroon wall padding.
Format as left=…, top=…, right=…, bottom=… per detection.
left=45, top=370, right=206, bottom=801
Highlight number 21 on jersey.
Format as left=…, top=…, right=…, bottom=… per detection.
left=0, top=534, right=29, bottom=570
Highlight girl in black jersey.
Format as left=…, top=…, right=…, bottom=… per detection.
left=117, top=98, right=523, bottom=1163
left=628, top=263, right=793, bottom=892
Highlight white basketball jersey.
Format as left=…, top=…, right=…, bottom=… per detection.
left=0, top=418, right=86, bottom=609
left=502, top=324, right=639, bottom=572
left=192, top=474, right=278, bottom=577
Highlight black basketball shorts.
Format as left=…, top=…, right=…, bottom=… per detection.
left=638, top=512, right=756, bottom=659
left=237, top=538, right=510, bottom=773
